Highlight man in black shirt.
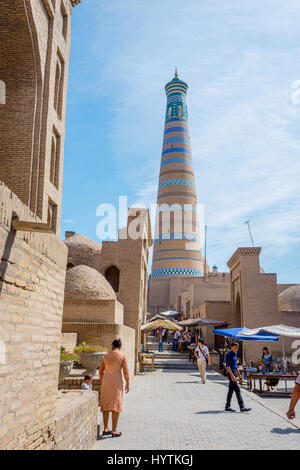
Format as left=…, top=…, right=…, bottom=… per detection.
left=225, top=342, right=251, bottom=413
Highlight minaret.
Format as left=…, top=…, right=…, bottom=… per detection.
left=151, top=71, right=207, bottom=278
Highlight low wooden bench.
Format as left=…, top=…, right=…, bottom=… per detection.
left=140, top=353, right=154, bottom=372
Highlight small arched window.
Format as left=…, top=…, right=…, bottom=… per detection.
left=168, top=106, right=172, bottom=118
left=105, top=265, right=120, bottom=292
left=178, top=105, right=182, bottom=117
left=67, top=262, right=74, bottom=270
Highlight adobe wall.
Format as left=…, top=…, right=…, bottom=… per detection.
left=54, top=390, right=98, bottom=450
left=62, top=322, right=136, bottom=378
left=193, top=301, right=232, bottom=347
left=0, top=0, right=74, bottom=235
left=0, top=182, right=67, bottom=450
left=227, top=247, right=300, bottom=362
left=63, top=299, right=124, bottom=324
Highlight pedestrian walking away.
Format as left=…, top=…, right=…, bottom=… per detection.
left=99, top=338, right=130, bottom=438
left=225, top=342, right=251, bottom=413
left=172, top=330, right=180, bottom=351
left=194, top=338, right=210, bottom=383
left=158, top=328, right=163, bottom=352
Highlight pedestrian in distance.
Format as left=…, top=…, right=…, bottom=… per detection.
left=225, top=342, right=251, bottom=413
left=158, top=328, right=163, bottom=352
left=172, top=330, right=180, bottom=351
left=194, top=338, right=211, bottom=383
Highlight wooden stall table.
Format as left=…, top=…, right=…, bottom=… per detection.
left=140, top=353, right=154, bottom=372
left=247, top=373, right=297, bottom=397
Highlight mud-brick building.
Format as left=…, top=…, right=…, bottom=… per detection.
left=63, top=208, right=153, bottom=375
left=0, top=0, right=81, bottom=450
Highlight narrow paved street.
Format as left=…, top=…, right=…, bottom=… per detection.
left=92, top=369, right=300, bottom=450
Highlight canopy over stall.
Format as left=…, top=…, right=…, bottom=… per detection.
left=141, top=318, right=183, bottom=332
left=240, top=324, right=300, bottom=338
left=178, top=318, right=227, bottom=327
left=149, top=314, right=172, bottom=322
left=213, top=327, right=280, bottom=342
left=213, top=327, right=280, bottom=365
left=159, top=310, right=181, bottom=317
left=239, top=324, right=300, bottom=359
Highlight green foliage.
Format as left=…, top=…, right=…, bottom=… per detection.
left=74, top=342, right=107, bottom=354
left=60, top=346, right=79, bottom=362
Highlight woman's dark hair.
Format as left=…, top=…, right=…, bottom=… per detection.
left=263, top=347, right=269, bottom=356
left=112, top=338, right=122, bottom=349
left=84, top=374, right=93, bottom=381
left=198, top=338, right=204, bottom=345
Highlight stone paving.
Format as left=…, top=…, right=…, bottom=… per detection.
left=92, top=369, right=300, bottom=450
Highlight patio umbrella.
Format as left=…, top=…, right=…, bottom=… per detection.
left=159, top=310, right=180, bottom=317
left=141, top=318, right=182, bottom=332
left=178, top=318, right=227, bottom=327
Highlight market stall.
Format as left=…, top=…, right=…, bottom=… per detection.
left=239, top=324, right=300, bottom=396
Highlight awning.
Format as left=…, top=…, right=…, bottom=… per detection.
left=141, top=318, right=182, bottom=332
left=178, top=318, right=228, bottom=327
left=213, top=327, right=279, bottom=342
left=240, top=324, right=300, bottom=338
left=159, top=310, right=180, bottom=317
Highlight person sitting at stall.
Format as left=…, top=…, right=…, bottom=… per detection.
left=260, top=347, right=275, bottom=391
left=191, top=331, right=196, bottom=344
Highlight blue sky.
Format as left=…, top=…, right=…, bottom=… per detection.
left=62, top=0, right=300, bottom=283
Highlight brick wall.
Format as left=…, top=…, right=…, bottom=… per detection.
left=62, top=322, right=136, bottom=378
left=0, top=182, right=67, bottom=450
left=0, top=0, right=75, bottom=236
left=59, top=377, right=101, bottom=405
left=63, top=299, right=124, bottom=324
left=55, top=390, right=98, bottom=450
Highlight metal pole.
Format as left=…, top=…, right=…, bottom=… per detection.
left=204, top=225, right=207, bottom=281
left=244, top=220, right=255, bottom=247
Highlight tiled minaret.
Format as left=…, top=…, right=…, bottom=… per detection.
left=151, top=71, right=207, bottom=278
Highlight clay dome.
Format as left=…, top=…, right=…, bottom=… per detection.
left=278, top=285, right=300, bottom=311
left=65, top=265, right=116, bottom=301
left=64, top=233, right=102, bottom=254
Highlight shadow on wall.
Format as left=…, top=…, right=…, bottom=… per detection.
left=0, top=222, right=16, bottom=295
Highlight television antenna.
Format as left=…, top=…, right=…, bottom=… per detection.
left=244, top=220, right=255, bottom=247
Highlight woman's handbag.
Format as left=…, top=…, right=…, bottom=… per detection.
left=198, top=346, right=209, bottom=365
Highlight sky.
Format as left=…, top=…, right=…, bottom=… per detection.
left=62, top=0, right=300, bottom=283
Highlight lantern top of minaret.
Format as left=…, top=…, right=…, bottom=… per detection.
left=165, top=70, right=188, bottom=96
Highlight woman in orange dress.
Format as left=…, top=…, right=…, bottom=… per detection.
left=99, top=339, right=130, bottom=438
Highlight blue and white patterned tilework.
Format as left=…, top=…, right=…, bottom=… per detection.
left=159, top=179, right=195, bottom=188
left=152, top=268, right=203, bottom=277
left=160, top=156, right=192, bottom=167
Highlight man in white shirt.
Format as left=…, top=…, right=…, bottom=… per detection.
left=194, top=338, right=211, bottom=383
